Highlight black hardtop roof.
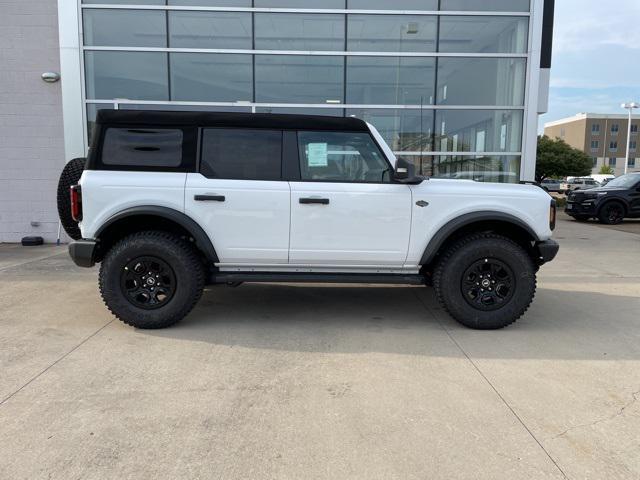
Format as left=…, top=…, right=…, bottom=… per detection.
left=96, top=109, right=370, bottom=132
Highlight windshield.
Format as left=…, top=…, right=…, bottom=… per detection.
left=605, top=174, right=640, bottom=188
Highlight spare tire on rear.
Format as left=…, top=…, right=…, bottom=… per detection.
left=56, top=157, right=86, bottom=240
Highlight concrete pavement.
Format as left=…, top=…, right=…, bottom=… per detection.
left=0, top=217, right=639, bottom=479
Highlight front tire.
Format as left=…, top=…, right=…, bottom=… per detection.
left=433, top=234, right=536, bottom=330
left=99, top=231, right=205, bottom=329
left=598, top=202, right=625, bottom=225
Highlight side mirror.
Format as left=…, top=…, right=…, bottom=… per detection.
left=393, top=158, right=422, bottom=184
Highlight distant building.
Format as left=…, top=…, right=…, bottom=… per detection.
left=544, top=113, right=640, bottom=176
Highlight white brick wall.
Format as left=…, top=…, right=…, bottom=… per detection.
left=0, top=0, right=66, bottom=243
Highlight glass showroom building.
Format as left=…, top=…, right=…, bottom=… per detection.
left=58, top=0, right=554, bottom=183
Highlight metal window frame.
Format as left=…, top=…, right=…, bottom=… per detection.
left=81, top=4, right=531, bottom=16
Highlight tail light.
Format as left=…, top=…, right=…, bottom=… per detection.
left=549, top=199, right=557, bottom=231
left=70, top=185, right=82, bottom=222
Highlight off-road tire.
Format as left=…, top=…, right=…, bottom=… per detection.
left=598, top=201, right=625, bottom=225
left=99, top=231, right=205, bottom=329
left=56, top=157, right=86, bottom=240
left=433, top=233, right=537, bottom=330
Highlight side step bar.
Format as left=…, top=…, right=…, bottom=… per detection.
left=209, top=272, right=425, bottom=285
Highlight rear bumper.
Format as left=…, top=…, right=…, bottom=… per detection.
left=68, top=239, right=97, bottom=268
left=534, top=239, right=559, bottom=265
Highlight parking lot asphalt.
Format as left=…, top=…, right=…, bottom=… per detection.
left=1, top=217, right=639, bottom=480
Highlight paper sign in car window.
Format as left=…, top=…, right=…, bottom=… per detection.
left=308, top=143, right=328, bottom=167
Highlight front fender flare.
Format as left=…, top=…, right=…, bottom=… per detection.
left=419, top=211, right=541, bottom=266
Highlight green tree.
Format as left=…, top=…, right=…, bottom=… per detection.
left=599, top=164, right=614, bottom=175
left=535, top=135, right=593, bottom=182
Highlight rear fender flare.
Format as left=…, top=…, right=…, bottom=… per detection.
left=95, top=206, right=219, bottom=263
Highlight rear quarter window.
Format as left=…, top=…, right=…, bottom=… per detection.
left=100, top=127, right=196, bottom=171
left=102, top=128, right=183, bottom=167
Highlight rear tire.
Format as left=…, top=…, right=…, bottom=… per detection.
left=598, top=201, right=625, bottom=225
left=99, top=231, right=205, bottom=329
left=56, top=157, right=86, bottom=240
left=433, top=234, right=536, bottom=330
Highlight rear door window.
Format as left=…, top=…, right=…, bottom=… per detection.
left=200, top=128, right=282, bottom=180
left=102, top=128, right=184, bottom=167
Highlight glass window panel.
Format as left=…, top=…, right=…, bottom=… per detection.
left=433, top=155, right=521, bottom=183
left=255, top=55, right=344, bottom=104
left=256, top=107, right=344, bottom=117
left=170, top=53, right=252, bottom=102
left=347, top=109, right=433, bottom=153
left=440, top=0, right=530, bottom=12
left=437, top=58, right=526, bottom=106
left=348, top=15, right=437, bottom=52
left=85, top=51, right=169, bottom=101
left=255, top=13, right=344, bottom=51
left=297, top=131, right=391, bottom=183
left=169, top=0, right=251, bottom=5
left=434, top=110, right=523, bottom=153
left=83, top=9, right=166, bottom=47
left=346, top=57, right=435, bottom=105
left=349, top=0, right=437, bottom=9
left=169, top=11, right=252, bottom=49
left=201, top=129, right=282, bottom=181
left=102, top=128, right=183, bottom=167
left=439, top=16, right=528, bottom=53
left=83, top=0, right=165, bottom=4
left=255, top=0, right=345, bottom=7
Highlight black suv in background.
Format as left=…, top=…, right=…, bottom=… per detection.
left=565, top=173, right=640, bottom=224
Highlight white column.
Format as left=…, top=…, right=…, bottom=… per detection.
left=521, top=0, right=545, bottom=182
left=58, top=0, right=86, bottom=161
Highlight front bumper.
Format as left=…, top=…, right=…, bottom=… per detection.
left=534, top=239, right=559, bottom=265
left=68, top=239, right=97, bottom=268
left=565, top=201, right=598, bottom=216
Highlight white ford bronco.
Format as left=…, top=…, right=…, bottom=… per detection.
left=58, top=110, right=558, bottom=330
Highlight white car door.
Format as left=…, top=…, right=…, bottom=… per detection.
left=185, top=128, right=290, bottom=266
left=289, top=130, right=412, bottom=267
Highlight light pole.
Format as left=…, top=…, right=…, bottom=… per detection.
left=621, top=102, right=639, bottom=175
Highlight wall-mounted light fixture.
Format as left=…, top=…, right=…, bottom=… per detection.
left=41, top=72, right=60, bottom=83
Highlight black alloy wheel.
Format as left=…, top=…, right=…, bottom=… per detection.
left=461, top=258, right=515, bottom=311
left=599, top=203, right=625, bottom=225
left=120, top=256, right=176, bottom=309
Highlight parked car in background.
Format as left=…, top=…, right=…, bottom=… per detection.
left=565, top=173, right=640, bottom=224
left=540, top=178, right=562, bottom=193
left=560, top=177, right=600, bottom=194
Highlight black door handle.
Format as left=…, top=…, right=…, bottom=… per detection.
left=299, top=197, right=330, bottom=205
left=194, top=194, right=225, bottom=202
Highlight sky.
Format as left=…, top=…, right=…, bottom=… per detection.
left=540, top=0, right=640, bottom=130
